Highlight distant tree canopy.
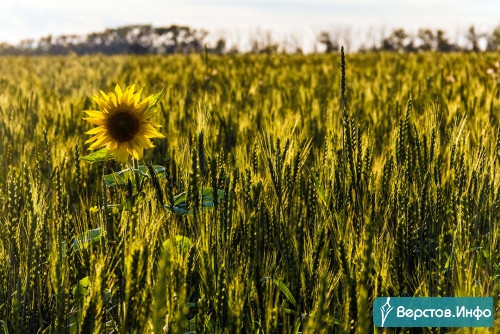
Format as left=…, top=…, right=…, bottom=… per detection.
left=1, top=23, right=499, bottom=55
left=373, top=28, right=460, bottom=52
left=317, top=25, right=498, bottom=53
left=0, top=25, right=218, bottom=56
left=354, top=26, right=498, bottom=53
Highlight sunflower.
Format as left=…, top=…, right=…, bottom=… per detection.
left=84, top=84, right=165, bottom=162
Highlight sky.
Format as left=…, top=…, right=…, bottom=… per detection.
left=0, top=0, right=498, bottom=52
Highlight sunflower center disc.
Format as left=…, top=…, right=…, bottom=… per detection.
left=107, top=111, right=140, bottom=142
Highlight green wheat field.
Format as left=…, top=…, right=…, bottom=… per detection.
left=0, top=51, right=499, bottom=333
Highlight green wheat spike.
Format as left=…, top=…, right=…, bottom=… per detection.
left=42, top=129, right=51, bottom=178
left=251, top=141, right=259, bottom=175
left=74, top=145, right=81, bottom=193
left=340, top=46, right=346, bottom=111
left=197, top=131, right=208, bottom=179
left=188, top=147, right=200, bottom=221
left=148, top=164, right=164, bottom=207
left=210, top=157, right=219, bottom=209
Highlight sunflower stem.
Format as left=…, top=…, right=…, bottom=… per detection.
left=131, top=158, right=141, bottom=192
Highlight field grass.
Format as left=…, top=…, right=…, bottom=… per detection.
left=0, top=51, right=499, bottom=333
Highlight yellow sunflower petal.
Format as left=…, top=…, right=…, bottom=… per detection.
left=83, top=109, right=103, bottom=118
left=85, top=133, right=103, bottom=143
left=85, top=126, right=106, bottom=134
left=124, top=89, right=135, bottom=106
left=112, top=146, right=129, bottom=162
left=84, top=117, right=106, bottom=125
left=108, top=92, right=118, bottom=107
left=133, top=135, right=154, bottom=149
left=125, top=85, right=136, bottom=99
left=115, top=84, right=123, bottom=99
left=142, top=126, right=165, bottom=138
left=147, top=121, right=162, bottom=128
left=88, top=135, right=110, bottom=150
left=142, top=109, right=159, bottom=119
left=99, top=90, right=110, bottom=101
left=133, top=89, right=143, bottom=104
left=143, top=93, right=155, bottom=102
left=134, top=100, right=150, bottom=113
left=129, top=143, right=143, bottom=160
left=108, top=141, right=118, bottom=151
left=92, top=97, right=110, bottom=111
left=85, top=85, right=165, bottom=162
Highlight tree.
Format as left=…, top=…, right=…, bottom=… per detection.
left=404, top=38, right=417, bottom=52
left=318, top=31, right=339, bottom=53
left=418, top=29, right=435, bottom=51
left=466, top=26, right=480, bottom=52
left=249, top=30, right=279, bottom=54
left=4, top=23, right=500, bottom=55
left=381, top=29, right=409, bottom=52
left=19, top=39, right=35, bottom=52
left=38, top=35, right=53, bottom=53
left=0, top=42, right=17, bottom=55
left=436, top=30, right=455, bottom=52
left=214, top=38, right=226, bottom=54
left=487, top=25, right=500, bottom=51
left=392, top=29, right=409, bottom=52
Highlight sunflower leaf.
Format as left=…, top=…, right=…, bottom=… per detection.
left=72, top=228, right=104, bottom=252
left=163, top=235, right=192, bottom=254
left=137, top=165, right=166, bottom=177
left=103, top=165, right=165, bottom=187
left=164, top=188, right=225, bottom=214
left=72, top=276, right=90, bottom=300
left=103, top=170, right=129, bottom=187
left=81, top=148, right=112, bottom=163
left=108, top=192, right=146, bottom=211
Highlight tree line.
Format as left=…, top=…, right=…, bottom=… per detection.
left=319, top=26, right=500, bottom=53
left=0, top=24, right=499, bottom=55
left=0, top=25, right=221, bottom=56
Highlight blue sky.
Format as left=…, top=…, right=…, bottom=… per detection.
left=0, top=0, right=498, bottom=51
